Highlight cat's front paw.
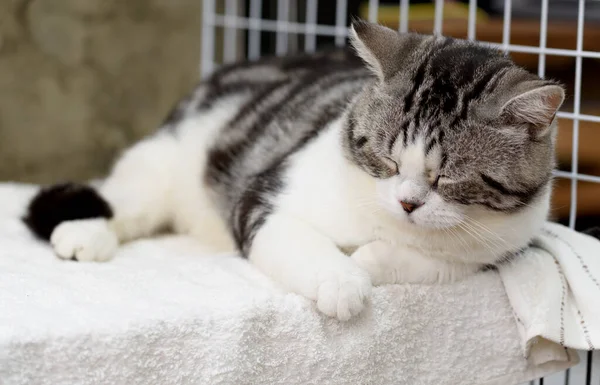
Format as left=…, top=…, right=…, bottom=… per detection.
left=351, top=240, right=395, bottom=285
left=50, top=219, right=118, bottom=262
left=316, top=265, right=372, bottom=321
left=352, top=241, right=480, bottom=284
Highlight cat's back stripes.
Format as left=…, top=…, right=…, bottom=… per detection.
left=185, top=49, right=373, bottom=255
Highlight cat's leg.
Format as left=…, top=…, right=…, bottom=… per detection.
left=351, top=240, right=480, bottom=285
left=50, top=133, right=180, bottom=262
left=249, top=213, right=372, bottom=321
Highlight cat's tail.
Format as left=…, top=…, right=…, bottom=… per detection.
left=22, top=183, right=113, bottom=241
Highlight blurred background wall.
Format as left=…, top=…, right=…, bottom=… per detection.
left=0, top=0, right=201, bottom=183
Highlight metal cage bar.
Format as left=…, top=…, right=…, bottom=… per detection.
left=276, top=0, right=290, bottom=55
left=538, top=0, right=549, bottom=78
left=201, top=0, right=215, bottom=77
left=433, top=0, right=444, bottom=35
left=335, top=0, right=348, bottom=46
left=468, top=0, right=477, bottom=40
left=569, top=1, right=591, bottom=382
left=368, top=0, right=379, bottom=22
left=502, top=0, right=512, bottom=49
left=304, top=0, right=318, bottom=52
left=224, top=0, right=239, bottom=63
left=211, top=15, right=600, bottom=59
left=399, top=0, right=409, bottom=33
left=248, top=0, right=263, bottom=60
left=569, top=0, right=585, bottom=230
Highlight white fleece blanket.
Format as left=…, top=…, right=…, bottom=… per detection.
left=0, top=183, right=582, bottom=385
left=500, top=221, right=600, bottom=361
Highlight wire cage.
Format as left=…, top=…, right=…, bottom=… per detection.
left=201, top=0, right=600, bottom=384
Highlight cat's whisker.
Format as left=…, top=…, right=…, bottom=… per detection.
left=460, top=222, right=501, bottom=248
left=433, top=216, right=470, bottom=253
left=440, top=227, right=458, bottom=251
left=354, top=201, right=381, bottom=210
left=462, top=216, right=509, bottom=247
left=464, top=221, right=506, bottom=251
left=446, top=224, right=472, bottom=256
left=456, top=222, right=489, bottom=249
left=511, top=199, right=542, bottom=210
left=353, top=196, right=379, bottom=204
left=456, top=221, right=500, bottom=255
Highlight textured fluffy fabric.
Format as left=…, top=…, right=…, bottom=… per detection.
left=0, top=183, right=577, bottom=385
left=501, top=221, right=600, bottom=356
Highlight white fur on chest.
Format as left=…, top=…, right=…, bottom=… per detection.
left=275, top=119, right=389, bottom=248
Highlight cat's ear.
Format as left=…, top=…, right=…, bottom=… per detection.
left=350, top=19, right=416, bottom=81
left=500, top=83, right=565, bottom=135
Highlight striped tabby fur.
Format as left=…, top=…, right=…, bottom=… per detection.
left=24, top=21, right=565, bottom=321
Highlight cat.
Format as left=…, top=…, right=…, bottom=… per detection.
left=23, top=20, right=564, bottom=321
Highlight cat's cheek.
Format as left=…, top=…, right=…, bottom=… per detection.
left=374, top=177, right=404, bottom=216
left=410, top=194, right=465, bottom=229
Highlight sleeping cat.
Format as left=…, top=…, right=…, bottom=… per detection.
left=24, top=21, right=564, bottom=321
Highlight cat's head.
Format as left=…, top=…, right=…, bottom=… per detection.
left=344, top=21, right=564, bottom=250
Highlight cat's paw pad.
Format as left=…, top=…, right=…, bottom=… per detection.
left=316, top=266, right=372, bottom=321
left=351, top=241, right=394, bottom=286
left=50, top=219, right=118, bottom=262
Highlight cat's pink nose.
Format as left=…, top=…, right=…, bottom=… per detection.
left=400, top=200, right=422, bottom=214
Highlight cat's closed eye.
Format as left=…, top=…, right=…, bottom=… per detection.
left=427, top=169, right=441, bottom=185
left=431, top=174, right=451, bottom=189
left=382, top=156, right=399, bottom=176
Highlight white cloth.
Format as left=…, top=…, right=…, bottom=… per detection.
left=500, top=221, right=600, bottom=363
left=0, top=183, right=579, bottom=385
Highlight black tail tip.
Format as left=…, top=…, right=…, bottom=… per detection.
left=23, top=183, right=113, bottom=241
